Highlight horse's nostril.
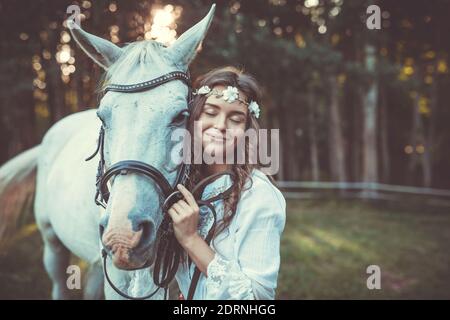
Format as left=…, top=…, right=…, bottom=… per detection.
left=139, top=221, right=155, bottom=247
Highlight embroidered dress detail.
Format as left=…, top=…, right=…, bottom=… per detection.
left=198, top=206, right=214, bottom=239
left=205, top=254, right=255, bottom=299
left=197, top=178, right=229, bottom=239
left=128, top=269, right=165, bottom=299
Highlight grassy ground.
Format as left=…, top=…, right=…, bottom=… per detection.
left=1, top=199, right=449, bottom=299
left=277, top=199, right=450, bottom=299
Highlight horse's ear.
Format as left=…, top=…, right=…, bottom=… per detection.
left=67, top=20, right=123, bottom=70
left=167, top=3, right=216, bottom=69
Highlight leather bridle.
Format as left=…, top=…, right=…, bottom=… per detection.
left=85, top=70, right=235, bottom=300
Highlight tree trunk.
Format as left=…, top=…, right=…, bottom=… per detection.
left=352, top=88, right=362, bottom=182
left=44, top=26, right=66, bottom=122
left=308, top=86, right=320, bottom=181
left=362, top=44, right=378, bottom=184
left=407, top=93, right=421, bottom=185
left=328, top=75, right=347, bottom=182
left=379, top=85, right=390, bottom=183
left=422, top=60, right=439, bottom=188
left=282, top=107, right=299, bottom=180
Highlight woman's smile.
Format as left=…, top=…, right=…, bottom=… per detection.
left=204, top=128, right=227, bottom=142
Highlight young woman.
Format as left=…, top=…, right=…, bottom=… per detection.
left=169, top=66, right=286, bottom=300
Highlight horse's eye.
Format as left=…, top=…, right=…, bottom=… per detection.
left=171, top=109, right=190, bottom=126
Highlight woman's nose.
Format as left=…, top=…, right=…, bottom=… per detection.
left=214, top=114, right=227, bottom=131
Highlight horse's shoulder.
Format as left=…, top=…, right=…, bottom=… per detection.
left=42, top=109, right=98, bottom=145
left=39, top=109, right=99, bottom=168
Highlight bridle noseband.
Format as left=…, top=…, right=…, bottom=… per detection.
left=86, top=70, right=235, bottom=300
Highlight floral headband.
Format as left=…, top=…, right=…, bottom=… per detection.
left=192, top=85, right=261, bottom=118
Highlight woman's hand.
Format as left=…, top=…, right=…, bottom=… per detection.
left=167, top=184, right=201, bottom=247
left=167, top=184, right=216, bottom=275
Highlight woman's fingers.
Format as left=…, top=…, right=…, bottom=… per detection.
left=172, top=200, right=198, bottom=218
left=167, top=187, right=201, bottom=245
left=177, top=184, right=198, bottom=209
left=177, top=200, right=192, bottom=213
left=167, top=208, right=180, bottom=223
left=172, top=202, right=184, bottom=214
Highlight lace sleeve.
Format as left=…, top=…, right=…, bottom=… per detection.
left=204, top=253, right=255, bottom=300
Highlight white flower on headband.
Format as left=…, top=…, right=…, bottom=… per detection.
left=197, top=85, right=211, bottom=95
left=194, top=84, right=262, bottom=119
left=222, top=86, right=239, bottom=103
left=248, top=101, right=260, bottom=118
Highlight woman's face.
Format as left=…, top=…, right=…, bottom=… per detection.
left=197, top=85, right=248, bottom=160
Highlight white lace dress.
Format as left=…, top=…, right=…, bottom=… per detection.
left=175, top=169, right=286, bottom=300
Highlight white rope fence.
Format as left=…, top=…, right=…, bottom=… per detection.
left=275, top=181, right=450, bottom=206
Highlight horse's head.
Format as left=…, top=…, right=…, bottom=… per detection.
left=69, top=5, right=215, bottom=269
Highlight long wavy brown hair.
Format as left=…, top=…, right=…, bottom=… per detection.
left=185, top=66, right=267, bottom=240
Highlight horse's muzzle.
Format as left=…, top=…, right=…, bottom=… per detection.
left=100, top=223, right=154, bottom=270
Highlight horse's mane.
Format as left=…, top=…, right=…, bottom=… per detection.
left=99, top=40, right=171, bottom=91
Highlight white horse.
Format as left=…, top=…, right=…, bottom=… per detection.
left=0, top=4, right=216, bottom=299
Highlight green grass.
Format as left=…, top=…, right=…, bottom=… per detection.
left=277, top=199, right=450, bottom=299
left=1, top=199, right=449, bottom=299
left=0, top=227, right=52, bottom=299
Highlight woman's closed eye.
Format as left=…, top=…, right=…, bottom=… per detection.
left=203, top=109, right=217, bottom=116
left=230, top=116, right=245, bottom=124
left=202, top=110, right=244, bottom=124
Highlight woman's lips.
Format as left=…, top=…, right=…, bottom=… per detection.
left=205, top=130, right=226, bottom=142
